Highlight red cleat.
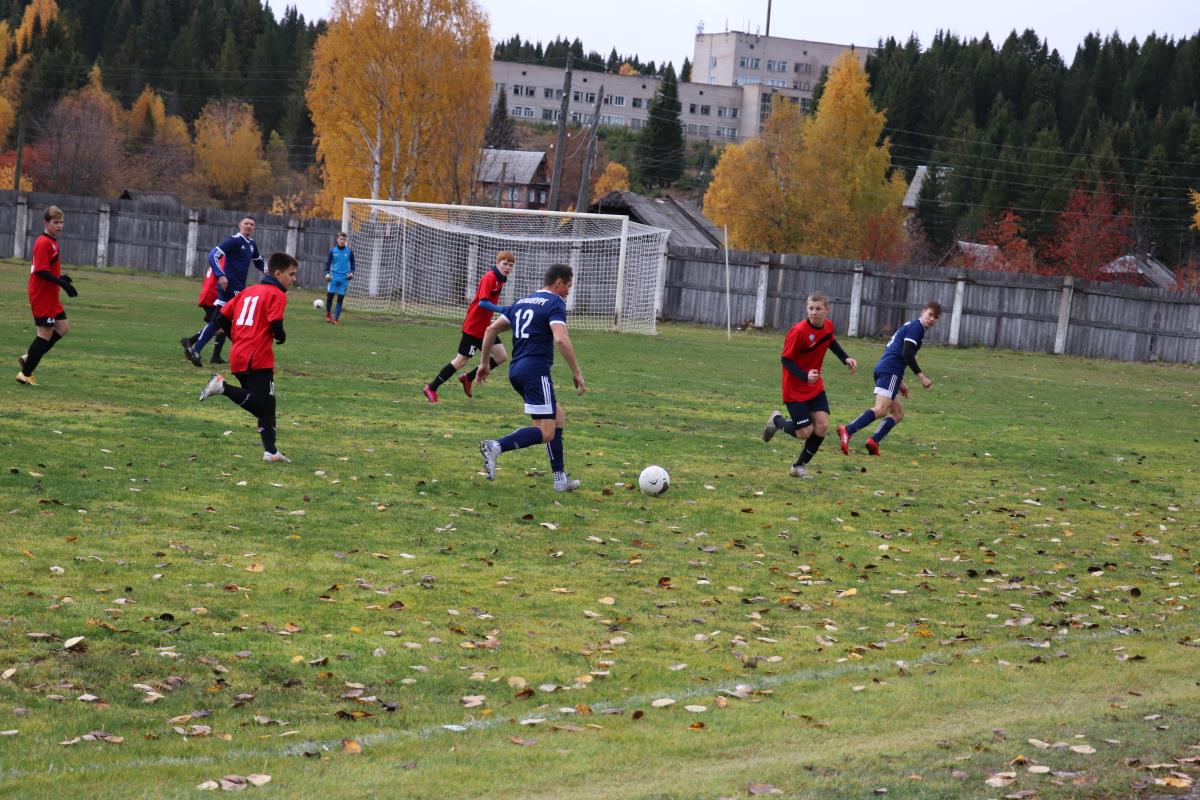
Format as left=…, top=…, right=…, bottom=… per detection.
left=865, top=438, right=880, bottom=456
left=325, top=314, right=332, bottom=323
left=459, top=373, right=474, bottom=398
left=837, top=424, right=851, bottom=455
left=422, top=384, right=438, bottom=403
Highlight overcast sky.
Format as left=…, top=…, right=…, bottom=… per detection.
left=282, top=0, right=1199, bottom=68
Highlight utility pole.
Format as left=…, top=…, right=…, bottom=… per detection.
left=496, top=161, right=507, bottom=207
left=766, top=0, right=772, bottom=36
left=548, top=53, right=574, bottom=211
left=575, top=87, right=605, bottom=212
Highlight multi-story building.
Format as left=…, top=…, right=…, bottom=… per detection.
left=489, top=30, right=871, bottom=143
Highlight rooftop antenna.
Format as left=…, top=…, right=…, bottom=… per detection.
left=766, top=0, right=772, bottom=36
left=697, top=20, right=704, bottom=34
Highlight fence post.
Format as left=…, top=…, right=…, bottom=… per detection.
left=847, top=264, right=864, bottom=337
left=1054, top=275, right=1074, bottom=355
left=654, top=240, right=670, bottom=321
left=948, top=271, right=966, bottom=346
left=14, top=194, right=28, bottom=260
left=286, top=217, right=300, bottom=256
left=753, top=254, right=770, bottom=328
left=184, top=209, right=199, bottom=277
left=96, top=203, right=111, bottom=268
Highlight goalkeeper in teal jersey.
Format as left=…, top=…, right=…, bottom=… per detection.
left=324, top=232, right=355, bottom=324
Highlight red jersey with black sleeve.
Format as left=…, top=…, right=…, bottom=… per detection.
left=461, top=267, right=507, bottom=338
left=781, top=318, right=838, bottom=402
left=28, top=233, right=63, bottom=318
left=198, top=266, right=219, bottom=307
left=221, top=280, right=288, bottom=372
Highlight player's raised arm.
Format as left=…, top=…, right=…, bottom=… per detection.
left=551, top=323, right=585, bottom=395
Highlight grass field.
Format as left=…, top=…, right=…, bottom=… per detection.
left=1, top=261, right=1198, bottom=799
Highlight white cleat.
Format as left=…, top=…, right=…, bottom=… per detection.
left=553, top=474, right=581, bottom=492
left=479, top=439, right=500, bottom=481
left=199, top=373, right=225, bottom=401
left=789, top=465, right=809, bottom=478
left=762, top=409, right=781, bottom=442
left=263, top=451, right=291, bottom=463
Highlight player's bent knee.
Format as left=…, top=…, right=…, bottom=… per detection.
left=812, top=421, right=829, bottom=437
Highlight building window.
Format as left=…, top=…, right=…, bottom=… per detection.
left=697, top=124, right=709, bottom=135
left=542, top=108, right=559, bottom=121
left=766, top=59, right=777, bottom=71
left=750, top=57, right=761, bottom=69
left=632, top=97, right=644, bottom=108
left=508, top=187, right=519, bottom=201
left=800, top=98, right=811, bottom=111
left=700, top=104, right=710, bottom=115
left=688, top=103, right=698, bottom=114
left=544, top=87, right=554, bottom=99
left=572, top=90, right=581, bottom=102
left=512, top=84, right=522, bottom=95
left=738, top=56, right=749, bottom=68
left=709, top=56, right=717, bottom=67
left=736, top=75, right=761, bottom=86
left=525, top=86, right=536, bottom=96
left=631, top=118, right=644, bottom=129
left=766, top=78, right=788, bottom=88
left=612, top=95, right=625, bottom=106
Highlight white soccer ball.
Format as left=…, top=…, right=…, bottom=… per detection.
left=638, top=465, right=670, bottom=496
left=313, top=298, right=325, bottom=309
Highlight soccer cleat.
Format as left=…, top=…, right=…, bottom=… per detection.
left=331, top=318, right=340, bottom=325
left=762, top=409, right=781, bottom=442
left=15, top=370, right=37, bottom=386
left=181, top=337, right=201, bottom=366
left=263, top=451, right=292, bottom=463
left=17, top=353, right=26, bottom=369
left=836, top=424, right=851, bottom=455
left=865, top=438, right=881, bottom=456
left=459, top=373, right=474, bottom=398
left=210, top=354, right=225, bottom=365
left=325, top=313, right=332, bottom=323
left=199, top=373, right=225, bottom=401
left=789, top=465, right=809, bottom=478
left=422, top=384, right=438, bottom=403
left=553, top=474, right=581, bottom=492
left=479, top=439, right=500, bottom=481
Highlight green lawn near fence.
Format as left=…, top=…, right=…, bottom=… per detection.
left=0, top=262, right=1198, bottom=799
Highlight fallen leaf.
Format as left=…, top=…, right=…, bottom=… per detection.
left=341, top=738, right=362, bottom=754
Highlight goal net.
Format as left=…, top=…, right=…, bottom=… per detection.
left=340, top=200, right=671, bottom=334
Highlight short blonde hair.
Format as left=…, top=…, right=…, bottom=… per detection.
left=807, top=291, right=829, bottom=306
left=44, top=206, right=64, bottom=222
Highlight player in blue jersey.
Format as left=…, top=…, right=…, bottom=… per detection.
left=323, top=232, right=355, bottom=324
left=183, top=216, right=266, bottom=366
left=837, top=301, right=941, bottom=456
left=474, top=264, right=586, bottom=493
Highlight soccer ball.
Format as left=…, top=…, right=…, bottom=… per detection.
left=313, top=298, right=325, bottom=309
left=638, top=465, right=670, bottom=496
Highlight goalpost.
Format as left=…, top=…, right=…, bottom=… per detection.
left=340, top=200, right=672, bottom=334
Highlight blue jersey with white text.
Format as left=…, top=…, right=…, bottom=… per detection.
left=326, top=245, right=355, bottom=280
left=502, top=290, right=567, bottom=375
left=875, top=318, right=927, bottom=376
left=208, top=234, right=265, bottom=293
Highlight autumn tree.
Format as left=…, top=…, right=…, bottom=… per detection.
left=306, top=0, right=492, bottom=213
left=593, top=161, right=630, bottom=196
left=1042, top=184, right=1132, bottom=279
left=705, top=52, right=906, bottom=258
left=193, top=98, right=272, bottom=206
left=125, top=86, right=194, bottom=191
left=959, top=210, right=1040, bottom=273
left=27, top=68, right=124, bottom=195
left=1190, top=189, right=1200, bottom=229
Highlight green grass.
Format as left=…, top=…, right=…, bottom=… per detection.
left=0, top=261, right=1198, bottom=799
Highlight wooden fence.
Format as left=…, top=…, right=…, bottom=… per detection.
left=0, top=190, right=343, bottom=289
left=3, top=190, right=1197, bottom=364
left=662, top=245, right=1200, bottom=364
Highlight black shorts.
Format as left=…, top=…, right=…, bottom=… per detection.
left=201, top=305, right=217, bottom=323
left=234, top=368, right=275, bottom=396
left=457, top=332, right=502, bottom=359
left=785, top=392, right=830, bottom=429
left=34, top=311, right=67, bottom=327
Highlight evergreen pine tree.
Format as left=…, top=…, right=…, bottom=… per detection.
left=485, top=91, right=518, bottom=150
left=680, top=57, right=691, bottom=82
left=636, top=63, right=684, bottom=187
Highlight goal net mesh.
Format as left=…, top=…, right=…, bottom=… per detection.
left=342, top=201, right=670, bottom=334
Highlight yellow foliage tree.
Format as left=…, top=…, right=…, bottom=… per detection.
left=705, top=51, right=907, bottom=259
left=0, top=0, right=60, bottom=145
left=128, top=86, right=191, bottom=150
left=0, top=164, right=32, bottom=191
left=1191, top=189, right=1200, bottom=230
left=193, top=99, right=271, bottom=204
left=617, top=62, right=639, bottom=76
left=307, top=0, right=492, bottom=214
left=593, top=161, right=630, bottom=196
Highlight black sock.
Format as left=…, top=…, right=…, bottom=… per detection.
left=429, top=362, right=456, bottom=391
left=773, top=413, right=798, bottom=437
left=22, top=336, right=52, bottom=375
left=326, top=292, right=334, bottom=309
left=797, top=434, right=825, bottom=466
left=212, top=332, right=226, bottom=358
left=465, top=357, right=498, bottom=382
left=49, top=331, right=62, bottom=345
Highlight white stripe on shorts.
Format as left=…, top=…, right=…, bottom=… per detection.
left=524, top=375, right=554, bottom=415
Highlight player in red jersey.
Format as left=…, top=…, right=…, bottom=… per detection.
left=179, top=262, right=228, bottom=365
left=17, top=206, right=77, bottom=386
left=761, top=291, right=857, bottom=477
left=422, top=251, right=515, bottom=402
left=197, top=253, right=297, bottom=463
